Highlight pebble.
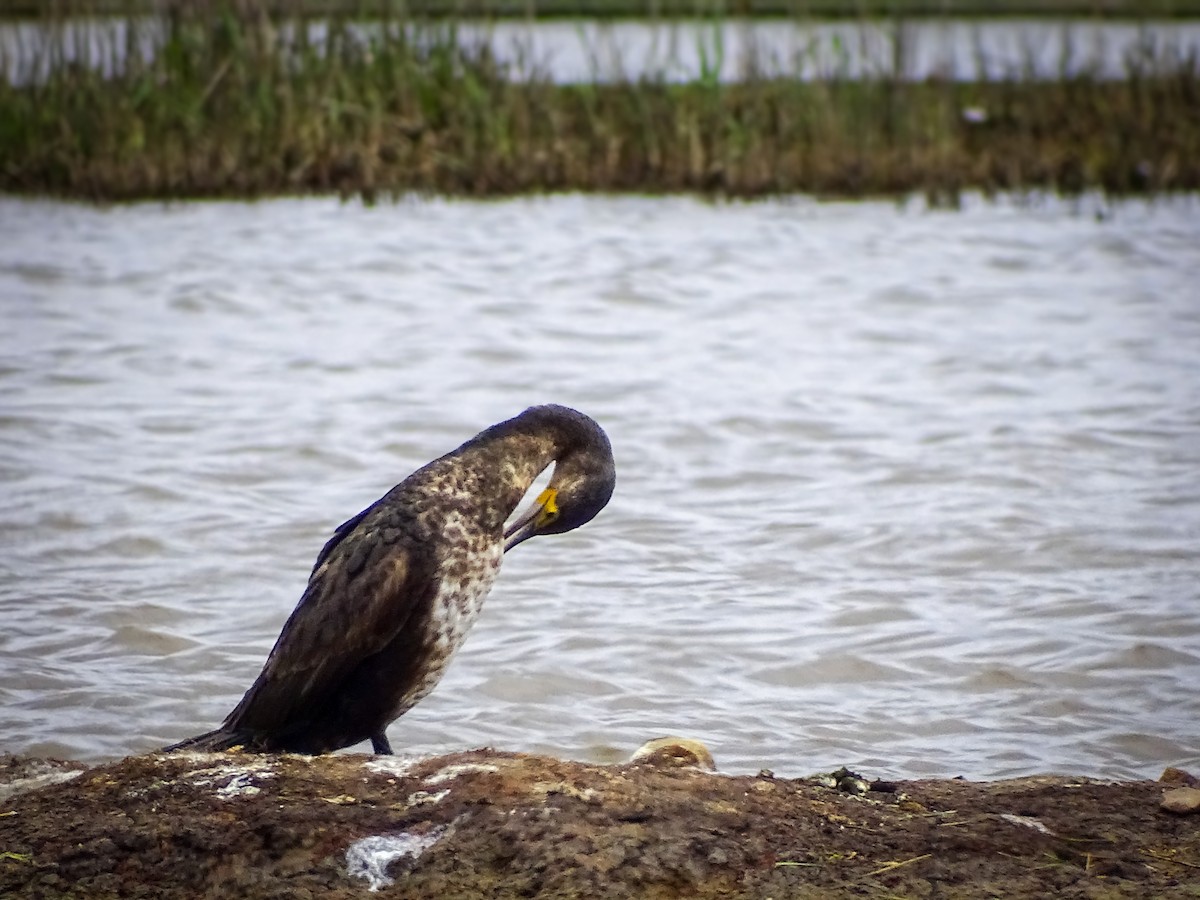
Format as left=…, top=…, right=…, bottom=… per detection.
left=629, top=737, right=716, bottom=772
left=1159, top=767, right=1199, bottom=788
left=1160, top=787, right=1200, bottom=815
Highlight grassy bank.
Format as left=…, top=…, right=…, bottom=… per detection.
left=1, top=7, right=1198, bottom=201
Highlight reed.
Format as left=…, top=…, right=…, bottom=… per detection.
left=1, top=2, right=1197, bottom=200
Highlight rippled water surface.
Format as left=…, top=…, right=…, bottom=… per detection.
left=2, top=193, right=1198, bottom=780
left=5, top=18, right=1199, bottom=83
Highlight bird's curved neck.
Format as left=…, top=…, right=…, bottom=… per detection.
left=423, top=431, right=560, bottom=529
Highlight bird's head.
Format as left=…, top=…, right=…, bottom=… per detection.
left=503, top=408, right=616, bottom=551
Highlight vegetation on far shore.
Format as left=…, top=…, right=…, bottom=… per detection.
left=1, top=1, right=1198, bottom=201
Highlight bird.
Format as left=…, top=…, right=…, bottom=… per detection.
left=164, top=404, right=615, bottom=755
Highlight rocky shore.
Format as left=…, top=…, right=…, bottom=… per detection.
left=2, top=745, right=1198, bottom=898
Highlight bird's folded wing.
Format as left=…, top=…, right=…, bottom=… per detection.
left=225, top=518, right=430, bottom=732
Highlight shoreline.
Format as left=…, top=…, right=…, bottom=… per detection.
left=3, top=5, right=1198, bottom=201
left=3, top=747, right=1198, bottom=897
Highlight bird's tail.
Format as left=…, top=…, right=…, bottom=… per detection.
left=161, top=728, right=252, bottom=753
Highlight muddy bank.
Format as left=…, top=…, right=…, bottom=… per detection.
left=1, top=747, right=1198, bottom=898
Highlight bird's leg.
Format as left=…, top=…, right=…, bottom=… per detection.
left=371, top=732, right=393, bottom=755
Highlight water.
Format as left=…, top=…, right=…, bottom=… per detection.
left=456, top=18, right=1200, bottom=82
left=4, top=17, right=1199, bottom=84
left=1, top=193, right=1198, bottom=781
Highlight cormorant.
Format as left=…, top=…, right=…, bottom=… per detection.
left=164, top=404, right=615, bottom=755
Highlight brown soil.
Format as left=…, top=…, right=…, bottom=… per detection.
left=2, top=748, right=1198, bottom=899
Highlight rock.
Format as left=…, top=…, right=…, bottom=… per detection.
left=628, top=736, right=716, bottom=771
left=1, top=749, right=1198, bottom=898
left=1159, top=766, right=1200, bottom=787
left=1161, top=786, right=1200, bottom=815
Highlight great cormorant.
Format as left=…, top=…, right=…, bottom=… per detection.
left=164, top=404, right=615, bottom=755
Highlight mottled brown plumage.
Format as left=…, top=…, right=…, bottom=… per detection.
left=165, top=405, right=615, bottom=755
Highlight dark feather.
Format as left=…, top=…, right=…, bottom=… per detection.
left=162, top=405, right=615, bottom=756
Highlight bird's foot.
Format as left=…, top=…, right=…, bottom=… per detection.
left=371, top=733, right=393, bottom=755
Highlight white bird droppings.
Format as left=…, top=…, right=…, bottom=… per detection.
left=363, top=756, right=422, bottom=778
left=346, top=828, right=446, bottom=891
left=999, top=813, right=1054, bottom=835
left=424, top=763, right=500, bottom=785
left=406, top=789, right=451, bottom=807
left=215, top=773, right=262, bottom=798
left=184, top=762, right=276, bottom=799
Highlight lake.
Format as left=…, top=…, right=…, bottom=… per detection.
left=4, top=17, right=1200, bottom=83
left=1, top=192, right=1198, bottom=780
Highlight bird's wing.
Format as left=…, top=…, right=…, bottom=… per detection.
left=224, top=514, right=433, bottom=734
left=309, top=503, right=376, bottom=577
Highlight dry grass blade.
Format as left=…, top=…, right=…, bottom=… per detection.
left=866, top=852, right=933, bottom=876
left=1143, top=849, right=1200, bottom=870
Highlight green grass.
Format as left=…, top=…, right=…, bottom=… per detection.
left=1, top=3, right=1198, bottom=200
